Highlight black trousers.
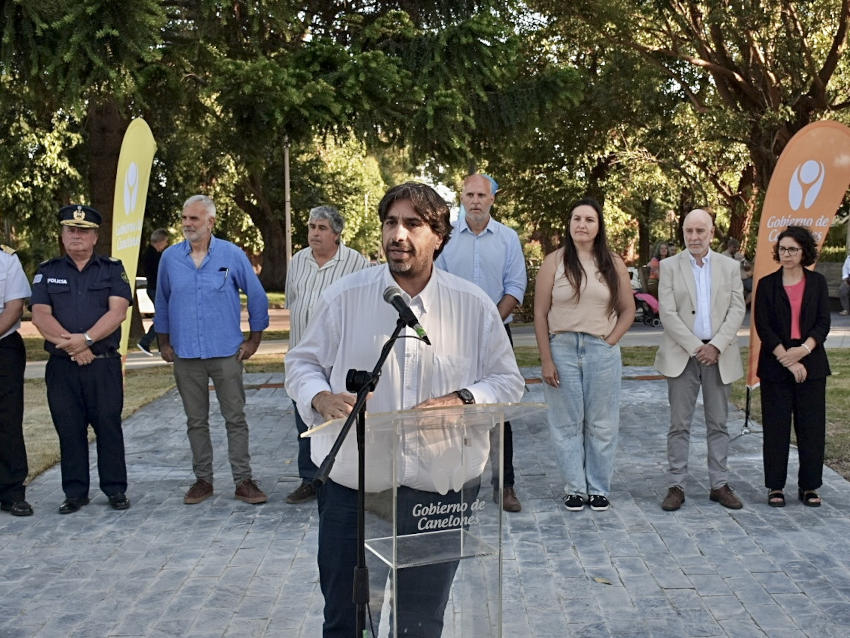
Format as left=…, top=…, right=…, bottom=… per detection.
left=46, top=355, right=127, bottom=499
left=0, top=332, right=27, bottom=503
left=760, top=376, right=826, bottom=491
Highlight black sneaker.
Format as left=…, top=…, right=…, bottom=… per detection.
left=563, top=494, right=584, bottom=511
left=588, top=494, right=610, bottom=511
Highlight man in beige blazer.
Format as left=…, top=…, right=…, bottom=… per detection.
left=654, top=209, right=746, bottom=511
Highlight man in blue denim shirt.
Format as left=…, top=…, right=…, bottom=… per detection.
left=155, top=195, right=270, bottom=505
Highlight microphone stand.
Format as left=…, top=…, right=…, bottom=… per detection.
left=313, top=317, right=408, bottom=637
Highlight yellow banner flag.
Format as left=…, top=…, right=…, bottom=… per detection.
left=746, top=120, right=850, bottom=387
left=111, top=118, right=157, bottom=360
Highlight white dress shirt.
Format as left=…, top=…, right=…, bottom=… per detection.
left=284, top=264, right=525, bottom=491
left=689, top=251, right=713, bottom=341
left=0, top=249, right=32, bottom=340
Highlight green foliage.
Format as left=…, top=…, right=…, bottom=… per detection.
left=0, top=104, right=83, bottom=272
left=528, top=0, right=850, bottom=247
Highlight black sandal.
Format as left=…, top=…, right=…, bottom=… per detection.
left=798, top=489, right=822, bottom=507
left=767, top=490, right=785, bottom=507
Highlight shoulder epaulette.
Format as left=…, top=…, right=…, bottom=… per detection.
left=108, top=256, right=120, bottom=262
left=1, top=244, right=15, bottom=255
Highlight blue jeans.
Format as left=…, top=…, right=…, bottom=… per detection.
left=543, top=332, right=621, bottom=497
left=293, top=401, right=318, bottom=481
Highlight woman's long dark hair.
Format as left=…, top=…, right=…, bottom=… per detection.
left=562, top=197, right=620, bottom=316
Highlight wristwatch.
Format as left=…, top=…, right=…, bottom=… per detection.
left=84, top=332, right=95, bottom=347
left=454, top=388, right=475, bottom=405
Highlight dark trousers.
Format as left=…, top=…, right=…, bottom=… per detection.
left=0, top=332, right=27, bottom=503
left=293, top=400, right=318, bottom=481
left=46, top=356, right=127, bottom=499
left=138, top=321, right=157, bottom=349
left=760, top=377, right=826, bottom=491
left=491, top=323, right=515, bottom=488
left=317, top=479, right=477, bottom=637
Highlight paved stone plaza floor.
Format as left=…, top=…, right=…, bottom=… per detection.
left=2, top=367, right=850, bottom=637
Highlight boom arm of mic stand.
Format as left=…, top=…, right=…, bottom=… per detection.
left=312, top=318, right=407, bottom=487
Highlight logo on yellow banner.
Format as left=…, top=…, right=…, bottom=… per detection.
left=111, top=118, right=157, bottom=361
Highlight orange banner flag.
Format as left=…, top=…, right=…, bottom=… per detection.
left=747, top=120, right=850, bottom=387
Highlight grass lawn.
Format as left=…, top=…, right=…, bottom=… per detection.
left=22, top=344, right=850, bottom=485
left=24, top=330, right=290, bottom=362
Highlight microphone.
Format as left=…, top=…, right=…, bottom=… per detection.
left=383, top=286, right=431, bottom=345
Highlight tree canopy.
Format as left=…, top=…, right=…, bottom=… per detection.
left=2, top=0, right=849, bottom=282
left=1, top=1, right=576, bottom=286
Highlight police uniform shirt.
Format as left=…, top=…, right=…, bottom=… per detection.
left=30, top=254, right=132, bottom=356
left=1, top=247, right=32, bottom=340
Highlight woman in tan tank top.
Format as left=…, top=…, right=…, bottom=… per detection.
left=533, top=198, right=635, bottom=512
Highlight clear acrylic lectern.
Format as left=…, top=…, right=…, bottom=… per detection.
left=305, top=402, right=544, bottom=637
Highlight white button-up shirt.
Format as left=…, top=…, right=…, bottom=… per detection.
left=0, top=248, right=31, bottom=340
left=285, top=264, right=525, bottom=492
left=689, top=251, right=713, bottom=340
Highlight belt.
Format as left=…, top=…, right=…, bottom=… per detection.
left=51, top=352, right=119, bottom=360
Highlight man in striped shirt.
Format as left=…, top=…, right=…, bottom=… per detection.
left=284, top=206, right=369, bottom=504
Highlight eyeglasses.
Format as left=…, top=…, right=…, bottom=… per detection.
left=778, top=246, right=800, bottom=255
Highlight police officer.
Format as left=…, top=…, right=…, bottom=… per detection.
left=30, top=205, right=133, bottom=514
left=0, top=243, right=33, bottom=516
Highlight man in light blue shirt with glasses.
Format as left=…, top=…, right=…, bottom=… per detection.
left=436, top=173, right=527, bottom=511
left=156, top=194, right=270, bottom=506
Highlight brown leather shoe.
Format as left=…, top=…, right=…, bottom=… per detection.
left=502, top=487, right=522, bottom=512
left=661, top=486, right=685, bottom=511
left=709, top=484, right=743, bottom=509
left=235, top=478, right=268, bottom=504
left=184, top=479, right=213, bottom=504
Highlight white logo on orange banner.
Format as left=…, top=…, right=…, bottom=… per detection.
left=788, top=159, right=825, bottom=210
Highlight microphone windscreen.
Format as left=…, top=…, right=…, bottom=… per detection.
left=383, top=286, right=402, bottom=303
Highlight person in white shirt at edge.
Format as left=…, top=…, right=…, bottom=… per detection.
left=435, top=173, right=527, bottom=513
left=839, top=252, right=850, bottom=316
left=285, top=182, right=524, bottom=638
left=284, top=206, right=368, bottom=505
left=654, top=209, right=746, bottom=512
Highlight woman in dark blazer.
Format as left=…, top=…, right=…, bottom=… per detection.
left=755, top=226, right=830, bottom=507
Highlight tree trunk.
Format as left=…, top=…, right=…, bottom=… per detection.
left=258, top=221, right=287, bottom=291
left=86, top=98, right=128, bottom=254
left=727, top=164, right=759, bottom=255
left=638, top=197, right=652, bottom=264
left=234, top=174, right=287, bottom=291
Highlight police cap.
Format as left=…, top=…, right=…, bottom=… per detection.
left=59, top=204, right=101, bottom=229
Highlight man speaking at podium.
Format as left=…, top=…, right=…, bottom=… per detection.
left=285, top=182, right=524, bottom=637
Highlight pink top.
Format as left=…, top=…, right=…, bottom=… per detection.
left=784, top=278, right=806, bottom=340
